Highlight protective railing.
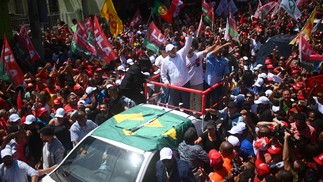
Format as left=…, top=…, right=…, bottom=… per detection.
left=144, top=74, right=224, bottom=116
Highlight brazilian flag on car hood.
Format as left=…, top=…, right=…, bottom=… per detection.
left=92, top=105, right=192, bottom=151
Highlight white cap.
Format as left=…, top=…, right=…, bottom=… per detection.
left=24, top=115, right=37, bottom=125
left=228, top=125, right=244, bottom=135
left=55, top=108, right=66, bottom=118
left=85, top=87, right=97, bottom=94
left=227, top=135, right=240, bottom=147
left=1, top=148, right=12, bottom=158
left=9, top=114, right=20, bottom=122
left=272, top=105, right=280, bottom=112
left=254, top=78, right=264, bottom=87
left=165, top=44, right=175, bottom=52
left=160, top=147, right=173, bottom=161
left=126, top=59, right=134, bottom=65
left=115, top=79, right=122, bottom=86
left=258, top=73, right=267, bottom=79
left=265, top=90, right=273, bottom=97
left=142, top=72, right=150, bottom=76
left=254, top=64, right=263, bottom=71
left=243, top=56, right=249, bottom=61
left=106, top=84, right=114, bottom=89
left=236, top=122, right=246, bottom=131
left=254, top=96, right=270, bottom=105
left=77, top=100, right=86, bottom=106
left=147, top=83, right=155, bottom=91
left=149, top=55, right=156, bottom=64
left=117, top=65, right=126, bottom=72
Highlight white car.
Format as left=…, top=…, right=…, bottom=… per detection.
left=42, top=104, right=201, bottom=182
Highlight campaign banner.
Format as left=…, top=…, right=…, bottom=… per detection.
left=143, top=22, right=168, bottom=53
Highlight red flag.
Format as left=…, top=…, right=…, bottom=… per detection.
left=130, top=8, right=142, bottom=27
left=1, top=35, right=24, bottom=85
left=169, top=0, right=184, bottom=17
left=93, top=16, right=117, bottom=63
left=143, top=22, right=169, bottom=53
left=18, top=25, right=40, bottom=62
left=73, top=18, right=97, bottom=55
left=299, top=34, right=323, bottom=61
left=305, top=75, right=323, bottom=95
left=17, top=90, right=22, bottom=111
left=196, top=14, right=204, bottom=37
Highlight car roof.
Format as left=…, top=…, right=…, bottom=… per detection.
left=92, top=104, right=193, bottom=151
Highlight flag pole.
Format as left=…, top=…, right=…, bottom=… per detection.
left=146, top=10, right=153, bottom=27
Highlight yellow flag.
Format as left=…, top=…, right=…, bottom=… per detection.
left=100, top=0, right=123, bottom=37
left=290, top=7, right=317, bottom=44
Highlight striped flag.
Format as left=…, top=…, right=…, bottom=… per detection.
left=224, top=12, right=238, bottom=41
left=202, top=0, right=215, bottom=28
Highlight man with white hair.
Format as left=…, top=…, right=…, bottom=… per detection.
left=161, top=33, right=193, bottom=109
left=0, top=148, right=39, bottom=182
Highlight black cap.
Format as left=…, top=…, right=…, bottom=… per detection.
left=227, top=101, right=237, bottom=108
left=207, top=120, right=216, bottom=129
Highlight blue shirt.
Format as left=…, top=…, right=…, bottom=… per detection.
left=70, top=120, right=97, bottom=145
left=204, top=54, right=229, bottom=86
left=0, top=160, right=39, bottom=182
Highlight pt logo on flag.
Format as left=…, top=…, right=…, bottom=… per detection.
left=158, top=6, right=168, bottom=16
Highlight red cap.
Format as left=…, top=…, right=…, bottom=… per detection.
left=254, top=137, right=270, bottom=151
left=266, top=64, right=274, bottom=69
left=96, top=68, right=103, bottom=71
left=313, top=153, right=323, bottom=166
left=256, top=163, right=270, bottom=176
left=292, top=69, right=300, bottom=74
left=73, top=84, right=83, bottom=91
left=265, top=59, right=272, bottom=65
left=53, top=98, right=61, bottom=105
left=267, top=144, right=282, bottom=155
left=37, top=107, right=48, bottom=117
left=208, top=149, right=223, bottom=168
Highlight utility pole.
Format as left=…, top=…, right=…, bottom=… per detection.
left=82, top=0, right=89, bottom=19
left=27, top=0, right=44, bottom=61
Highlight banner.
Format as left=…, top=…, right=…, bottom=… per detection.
left=169, top=0, right=184, bottom=17
left=100, top=0, right=124, bottom=37
left=299, top=34, right=323, bottom=61
left=305, top=75, right=323, bottom=95
left=290, top=7, right=317, bottom=44
left=223, top=0, right=238, bottom=17
left=1, top=35, right=24, bottom=85
left=93, top=16, right=117, bottom=63
left=216, top=0, right=229, bottom=16
left=259, top=2, right=278, bottom=18
left=224, top=12, right=238, bottom=41
left=73, top=18, right=96, bottom=55
left=18, top=25, right=40, bottom=62
left=153, top=0, right=173, bottom=23
left=253, top=0, right=263, bottom=19
left=143, top=22, right=168, bottom=53
left=130, top=8, right=142, bottom=27
left=280, top=0, right=301, bottom=19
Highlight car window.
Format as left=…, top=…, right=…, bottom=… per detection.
left=50, top=136, right=144, bottom=182
left=142, top=152, right=159, bottom=182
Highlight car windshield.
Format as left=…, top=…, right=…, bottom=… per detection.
left=49, top=136, right=144, bottom=182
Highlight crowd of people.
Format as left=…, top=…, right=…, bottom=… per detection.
left=0, top=0, right=323, bottom=181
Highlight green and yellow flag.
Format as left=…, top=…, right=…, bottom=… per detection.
left=100, top=0, right=123, bottom=37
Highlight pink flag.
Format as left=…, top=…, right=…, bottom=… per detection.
left=299, top=34, right=323, bottom=61
left=130, top=8, right=142, bottom=27
left=253, top=0, right=263, bottom=19
left=1, top=35, right=24, bottom=85
left=93, top=16, right=117, bottom=63
left=18, top=25, right=40, bottom=62
left=196, top=14, right=204, bottom=37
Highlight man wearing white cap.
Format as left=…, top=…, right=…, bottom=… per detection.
left=161, top=33, right=193, bottom=109
left=0, top=148, right=39, bottom=182
left=155, top=147, right=195, bottom=182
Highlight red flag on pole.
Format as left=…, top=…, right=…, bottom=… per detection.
left=299, top=34, right=323, bottom=61
left=130, top=8, right=142, bottom=27
left=17, top=90, right=22, bottom=111
left=93, top=16, right=117, bottom=64
left=1, top=35, right=24, bottom=85
left=169, top=0, right=184, bottom=17
left=18, top=25, right=40, bottom=62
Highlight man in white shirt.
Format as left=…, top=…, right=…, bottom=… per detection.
left=186, top=39, right=217, bottom=113
left=155, top=44, right=169, bottom=104
left=161, top=33, right=193, bottom=109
